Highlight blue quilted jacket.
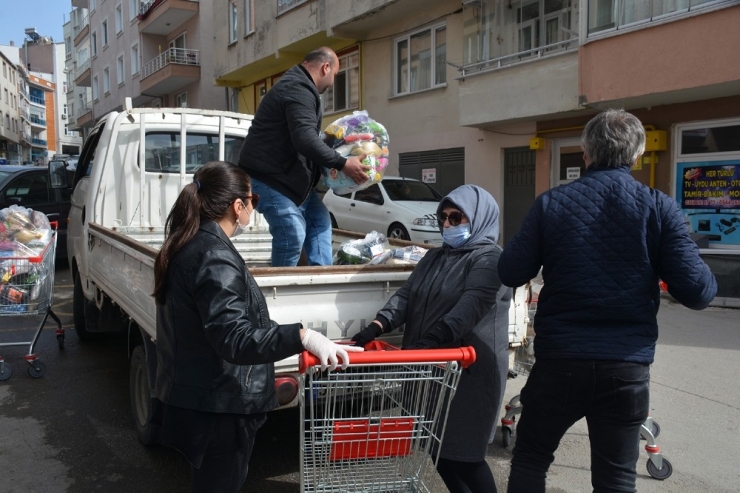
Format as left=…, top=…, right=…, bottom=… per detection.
left=498, top=165, right=717, bottom=364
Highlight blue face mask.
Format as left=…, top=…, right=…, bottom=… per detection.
left=443, top=223, right=471, bottom=248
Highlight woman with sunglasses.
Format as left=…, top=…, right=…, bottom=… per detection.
left=152, top=161, right=362, bottom=492
left=352, top=184, right=511, bottom=493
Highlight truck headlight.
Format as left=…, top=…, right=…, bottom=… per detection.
left=412, top=218, right=437, bottom=228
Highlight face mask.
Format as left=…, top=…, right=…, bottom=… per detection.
left=443, top=223, right=471, bottom=248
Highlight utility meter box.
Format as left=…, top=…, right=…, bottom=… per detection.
left=529, top=137, right=545, bottom=150
left=645, top=130, right=667, bottom=152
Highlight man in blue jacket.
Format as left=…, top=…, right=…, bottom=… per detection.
left=238, top=47, right=369, bottom=266
left=498, top=109, right=717, bottom=493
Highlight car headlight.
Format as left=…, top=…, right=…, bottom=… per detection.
left=412, top=218, right=438, bottom=228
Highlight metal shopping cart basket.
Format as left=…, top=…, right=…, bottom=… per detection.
left=299, top=340, right=476, bottom=493
left=0, top=223, right=64, bottom=380
left=499, top=337, right=673, bottom=480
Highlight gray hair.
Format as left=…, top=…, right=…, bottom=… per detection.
left=581, top=109, right=646, bottom=168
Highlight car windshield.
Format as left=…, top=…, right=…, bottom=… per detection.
left=384, top=180, right=442, bottom=202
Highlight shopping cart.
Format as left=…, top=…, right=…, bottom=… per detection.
left=0, top=223, right=64, bottom=380
left=299, top=340, right=476, bottom=493
left=500, top=340, right=672, bottom=480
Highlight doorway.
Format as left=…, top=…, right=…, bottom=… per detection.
left=503, top=147, right=535, bottom=245
left=552, top=138, right=584, bottom=186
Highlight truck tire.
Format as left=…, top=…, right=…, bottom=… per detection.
left=73, top=271, right=97, bottom=341
left=129, top=345, right=158, bottom=446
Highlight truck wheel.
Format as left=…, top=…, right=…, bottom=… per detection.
left=73, top=271, right=96, bottom=341
left=130, top=345, right=158, bottom=446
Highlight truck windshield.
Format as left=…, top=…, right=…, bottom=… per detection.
left=143, top=133, right=244, bottom=173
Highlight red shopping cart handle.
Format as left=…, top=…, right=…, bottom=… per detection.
left=299, top=342, right=476, bottom=373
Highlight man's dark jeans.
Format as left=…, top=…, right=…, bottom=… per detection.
left=507, top=359, right=650, bottom=493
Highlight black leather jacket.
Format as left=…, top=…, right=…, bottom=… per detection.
left=154, top=219, right=303, bottom=414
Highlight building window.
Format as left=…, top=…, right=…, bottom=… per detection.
left=103, top=68, right=110, bottom=93
left=2, top=61, right=6, bottom=77
left=587, top=0, right=729, bottom=35
left=92, top=31, right=98, bottom=56
left=129, top=0, right=139, bottom=20
left=90, top=0, right=96, bottom=11
left=176, top=92, right=188, bottom=108
left=117, top=55, right=125, bottom=85
left=461, top=0, right=578, bottom=72
left=229, top=1, right=238, bottom=43
left=131, top=44, right=140, bottom=74
left=169, top=33, right=186, bottom=51
left=244, top=0, right=254, bottom=35
left=324, top=48, right=360, bottom=114
left=115, top=4, right=123, bottom=33
left=395, top=24, right=446, bottom=96
left=277, top=0, right=307, bottom=15
left=102, top=20, right=108, bottom=46
left=230, top=88, right=239, bottom=111
left=255, top=81, right=267, bottom=109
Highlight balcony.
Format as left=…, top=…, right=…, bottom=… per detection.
left=140, top=48, right=200, bottom=95
left=74, top=15, right=89, bottom=47
left=32, top=138, right=48, bottom=147
left=72, top=0, right=88, bottom=9
left=278, top=0, right=308, bottom=15
left=30, top=95, right=45, bottom=106
left=30, top=115, right=47, bottom=127
left=20, top=133, right=33, bottom=145
left=75, top=58, right=91, bottom=87
left=76, top=101, right=94, bottom=128
left=138, top=0, right=199, bottom=35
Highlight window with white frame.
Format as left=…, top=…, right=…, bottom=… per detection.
left=230, top=88, right=239, bottom=112
left=92, top=75, right=99, bottom=100
left=324, top=48, right=360, bottom=114
left=176, top=92, right=188, bottom=108
left=90, top=0, right=96, bottom=11
left=395, top=24, right=446, bottom=96
left=103, top=68, right=110, bottom=93
left=169, top=33, right=186, bottom=50
left=115, top=4, right=123, bottom=33
left=587, top=0, right=729, bottom=35
left=102, top=20, right=108, bottom=46
left=244, top=0, right=254, bottom=36
left=92, top=31, right=98, bottom=56
left=129, top=0, right=139, bottom=20
left=461, top=0, right=578, bottom=71
left=131, top=44, right=140, bottom=75
left=229, top=1, right=238, bottom=43
left=117, top=55, right=125, bottom=85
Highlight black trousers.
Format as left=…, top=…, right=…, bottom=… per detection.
left=507, top=359, right=650, bottom=493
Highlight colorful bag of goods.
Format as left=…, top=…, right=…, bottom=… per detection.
left=334, top=231, right=391, bottom=266
left=322, top=110, right=390, bottom=195
left=0, top=205, right=53, bottom=258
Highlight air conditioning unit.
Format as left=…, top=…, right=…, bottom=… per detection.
left=61, top=114, right=67, bottom=120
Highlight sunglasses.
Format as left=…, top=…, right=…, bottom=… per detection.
left=241, top=193, right=260, bottom=209
left=437, top=211, right=464, bottom=227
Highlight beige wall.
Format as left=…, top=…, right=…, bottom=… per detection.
left=580, top=6, right=740, bottom=106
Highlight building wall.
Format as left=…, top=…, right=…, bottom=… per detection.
left=0, top=50, right=21, bottom=162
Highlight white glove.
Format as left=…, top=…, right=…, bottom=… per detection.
left=301, top=329, right=364, bottom=371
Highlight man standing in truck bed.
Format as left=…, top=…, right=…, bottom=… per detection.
left=238, top=46, right=369, bottom=267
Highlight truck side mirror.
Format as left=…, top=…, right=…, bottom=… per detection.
left=49, top=160, right=69, bottom=189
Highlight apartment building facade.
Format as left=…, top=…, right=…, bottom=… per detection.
left=212, top=0, right=740, bottom=257
left=0, top=50, right=22, bottom=164
left=69, top=0, right=227, bottom=137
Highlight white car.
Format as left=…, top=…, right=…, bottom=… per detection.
left=323, top=177, right=444, bottom=245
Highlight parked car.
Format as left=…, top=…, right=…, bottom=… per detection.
left=323, top=177, right=444, bottom=244
left=0, top=164, right=73, bottom=260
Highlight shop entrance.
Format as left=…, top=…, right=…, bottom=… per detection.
left=503, top=147, right=535, bottom=245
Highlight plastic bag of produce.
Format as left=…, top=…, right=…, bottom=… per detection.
left=334, top=231, right=391, bottom=265
left=322, top=110, right=390, bottom=196
left=0, top=205, right=53, bottom=258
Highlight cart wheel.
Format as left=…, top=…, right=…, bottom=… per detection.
left=0, top=363, right=12, bottom=381
left=502, top=427, right=513, bottom=447
left=650, top=420, right=661, bottom=438
left=57, top=333, right=65, bottom=350
left=28, top=360, right=47, bottom=379
left=646, top=457, right=672, bottom=480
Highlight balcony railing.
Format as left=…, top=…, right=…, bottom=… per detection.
left=141, top=47, right=200, bottom=79
left=30, top=115, right=47, bottom=126
left=32, top=138, right=48, bottom=147
left=277, top=0, right=308, bottom=15
left=139, top=0, right=198, bottom=18
left=460, top=39, right=578, bottom=76
left=76, top=58, right=91, bottom=79
left=78, top=101, right=93, bottom=117
left=30, top=95, right=45, bottom=105
left=74, top=14, right=89, bottom=33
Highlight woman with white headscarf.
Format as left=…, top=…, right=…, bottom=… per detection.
left=353, top=184, right=511, bottom=492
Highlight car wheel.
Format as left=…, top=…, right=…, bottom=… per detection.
left=330, top=213, right=338, bottom=229
left=388, top=223, right=410, bottom=241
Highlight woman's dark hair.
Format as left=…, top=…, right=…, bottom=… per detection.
left=153, top=161, right=251, bottom=304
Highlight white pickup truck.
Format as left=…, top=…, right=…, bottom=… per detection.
left=50, top=100, right=529, bottom=445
